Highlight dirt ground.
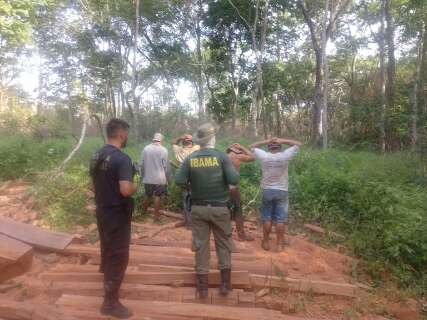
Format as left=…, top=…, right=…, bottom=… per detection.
left=0, top=180, right=422, bottom=320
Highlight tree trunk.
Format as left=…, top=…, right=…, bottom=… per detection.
left=379, top=1, right=387, bottom=153
left=384, top=0, right=395, bottom=147
left=411, top=28, right=424, bottom=150
left=56, top=114, right=88, bottom=176
left=320, top=0, right=330, bottom=150
left=421, top=19, right=427, bottom=117
left=132, top=0, right=140, bottom=115
left=313, top=51, right=323, bottom=145
left=196, top=0, right=204, bottom=119
left=273, top=88, right=282, bottom=136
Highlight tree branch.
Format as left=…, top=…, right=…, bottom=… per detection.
left=226, top=0, right=253, bottom=31
left=298, top=0, right=320, bottom=54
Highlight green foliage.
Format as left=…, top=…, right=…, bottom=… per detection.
left=0, top=135, right=72, bottom=180
left=33, top=165, right=95, bottom=231
left=290, top=149, right=427, bottom=291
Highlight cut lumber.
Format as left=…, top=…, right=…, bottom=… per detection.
left=0, top=217, right=73, bottom=251
left=0, top=299, right=78, bottom=320
left=304, top=224, right=344, bottom=239
left=139, top=264, right=195, bottom=273
left=250, top=274, right=359, bottom=297
left=128, top=244, right=255, bottom=261
left=41, top=270, right=251, bottom=288
left=49, top=264, right=138, bottom=273
left=58, top=308, right=203, bottom=320
left=0, top=234, right=33, bottom=282
left=38, top=281, right=253, bottom=307
left=63, top=245, right=271, bottom=274
left=56, top=294, right=311, bottom=320
left=131, top=238, right=254, bottom=254
left=0, top=234, right=32, bottom=267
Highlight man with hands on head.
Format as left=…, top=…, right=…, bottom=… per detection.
left=250, top=137, right=301, bottom=252
left=226, top=143, right=255, bottom=241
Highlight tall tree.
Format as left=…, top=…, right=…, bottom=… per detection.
left=384, top=0, right=395, bottom=146
left=379, top=0, right=387, bottom=152
left=298, top=0, right=351, bottom=146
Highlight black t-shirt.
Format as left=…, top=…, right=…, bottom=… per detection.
left=90, top=144, right=133, bottom=207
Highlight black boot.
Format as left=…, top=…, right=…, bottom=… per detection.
left=196, top=274, right=209, bottom=299
left=219, top=269, right=232, bottom=296
left=101, top=285, right=133, bottom=319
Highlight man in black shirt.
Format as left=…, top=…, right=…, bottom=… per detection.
left=90, top=118, right=137, bottom=319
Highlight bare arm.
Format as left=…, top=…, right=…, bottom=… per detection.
left=232, top=143, right=255, bottom=162
left=119, top=181, right=138, bottom=197
left=172, top=135, right=184, bottom=145
left=249, top=139, right=271, bottom=150
left=274, top=138, right=302, bottom=147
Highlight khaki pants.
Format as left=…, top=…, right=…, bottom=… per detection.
left=191, top=205, right=233, bottom=274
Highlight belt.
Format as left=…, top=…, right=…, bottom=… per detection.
left=193, top=201, right=228, bottom=207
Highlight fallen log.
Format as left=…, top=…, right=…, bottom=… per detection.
left=147, top=208, right=184, bottom=220
left=56, top=294, right=312, bottom=320
left=250, top=274, right=359, bottom=297
left=41, top=270, right=251, bottom=288
left=304, top=224, right=344, bottom=239
left=0, top=217, right=73, bottom=251
left=0, top=234, right=33, bottom=282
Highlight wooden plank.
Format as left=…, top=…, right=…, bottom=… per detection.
left=41, top=270, right=250, bottom=288
left=250, top=274, right=359, bottom=297
left=139, top=264, right=195, bottom=273
left=58, top=308, right=202, bottom=320
left=38, top=281, right=253, bottom=307
left=0, top=235, right=33, bottom=282
left=63, top=245, right=271, bottom=275
left=49, top=264, right=138, bottom=273
left=129, top=245, right=255, bottom=261
left=67, top=244, right=255, bottom=262
left=0, top=299, right=77, bottom=320
left=0, top=217, right=73, bottom=251
left=132, top=238, right=254, bottom=254
left=56, top=295, right=311, bottom=320
left=0, top=234, right=32, bottom=267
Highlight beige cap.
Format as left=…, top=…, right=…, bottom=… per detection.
left=153, top=133, right=164, bottom=142
left=193, top=122, right=218, bottom=144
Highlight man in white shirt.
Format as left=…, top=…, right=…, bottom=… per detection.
left=250, top=137, right=301, bottom=252
left=140, top=133, right=170, bottom=222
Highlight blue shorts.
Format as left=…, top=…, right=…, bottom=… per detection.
left=260, top=189, right=289, bottom=224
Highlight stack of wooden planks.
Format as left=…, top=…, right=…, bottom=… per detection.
left=55, top=294, right=318, bottom=320
left=57, top=243, right=360, bottom=298
left=0, top=217, right=73, bottom=283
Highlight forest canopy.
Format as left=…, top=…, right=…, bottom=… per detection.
left=0, top=0, right=426, bottom=152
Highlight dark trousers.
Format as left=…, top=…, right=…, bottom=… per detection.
left=96, top=205, right=132, bottom=300
left=183, top=190, right=192, bottom=225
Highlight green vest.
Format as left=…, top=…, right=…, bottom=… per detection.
left=175, top=148, right=239, bottom=202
